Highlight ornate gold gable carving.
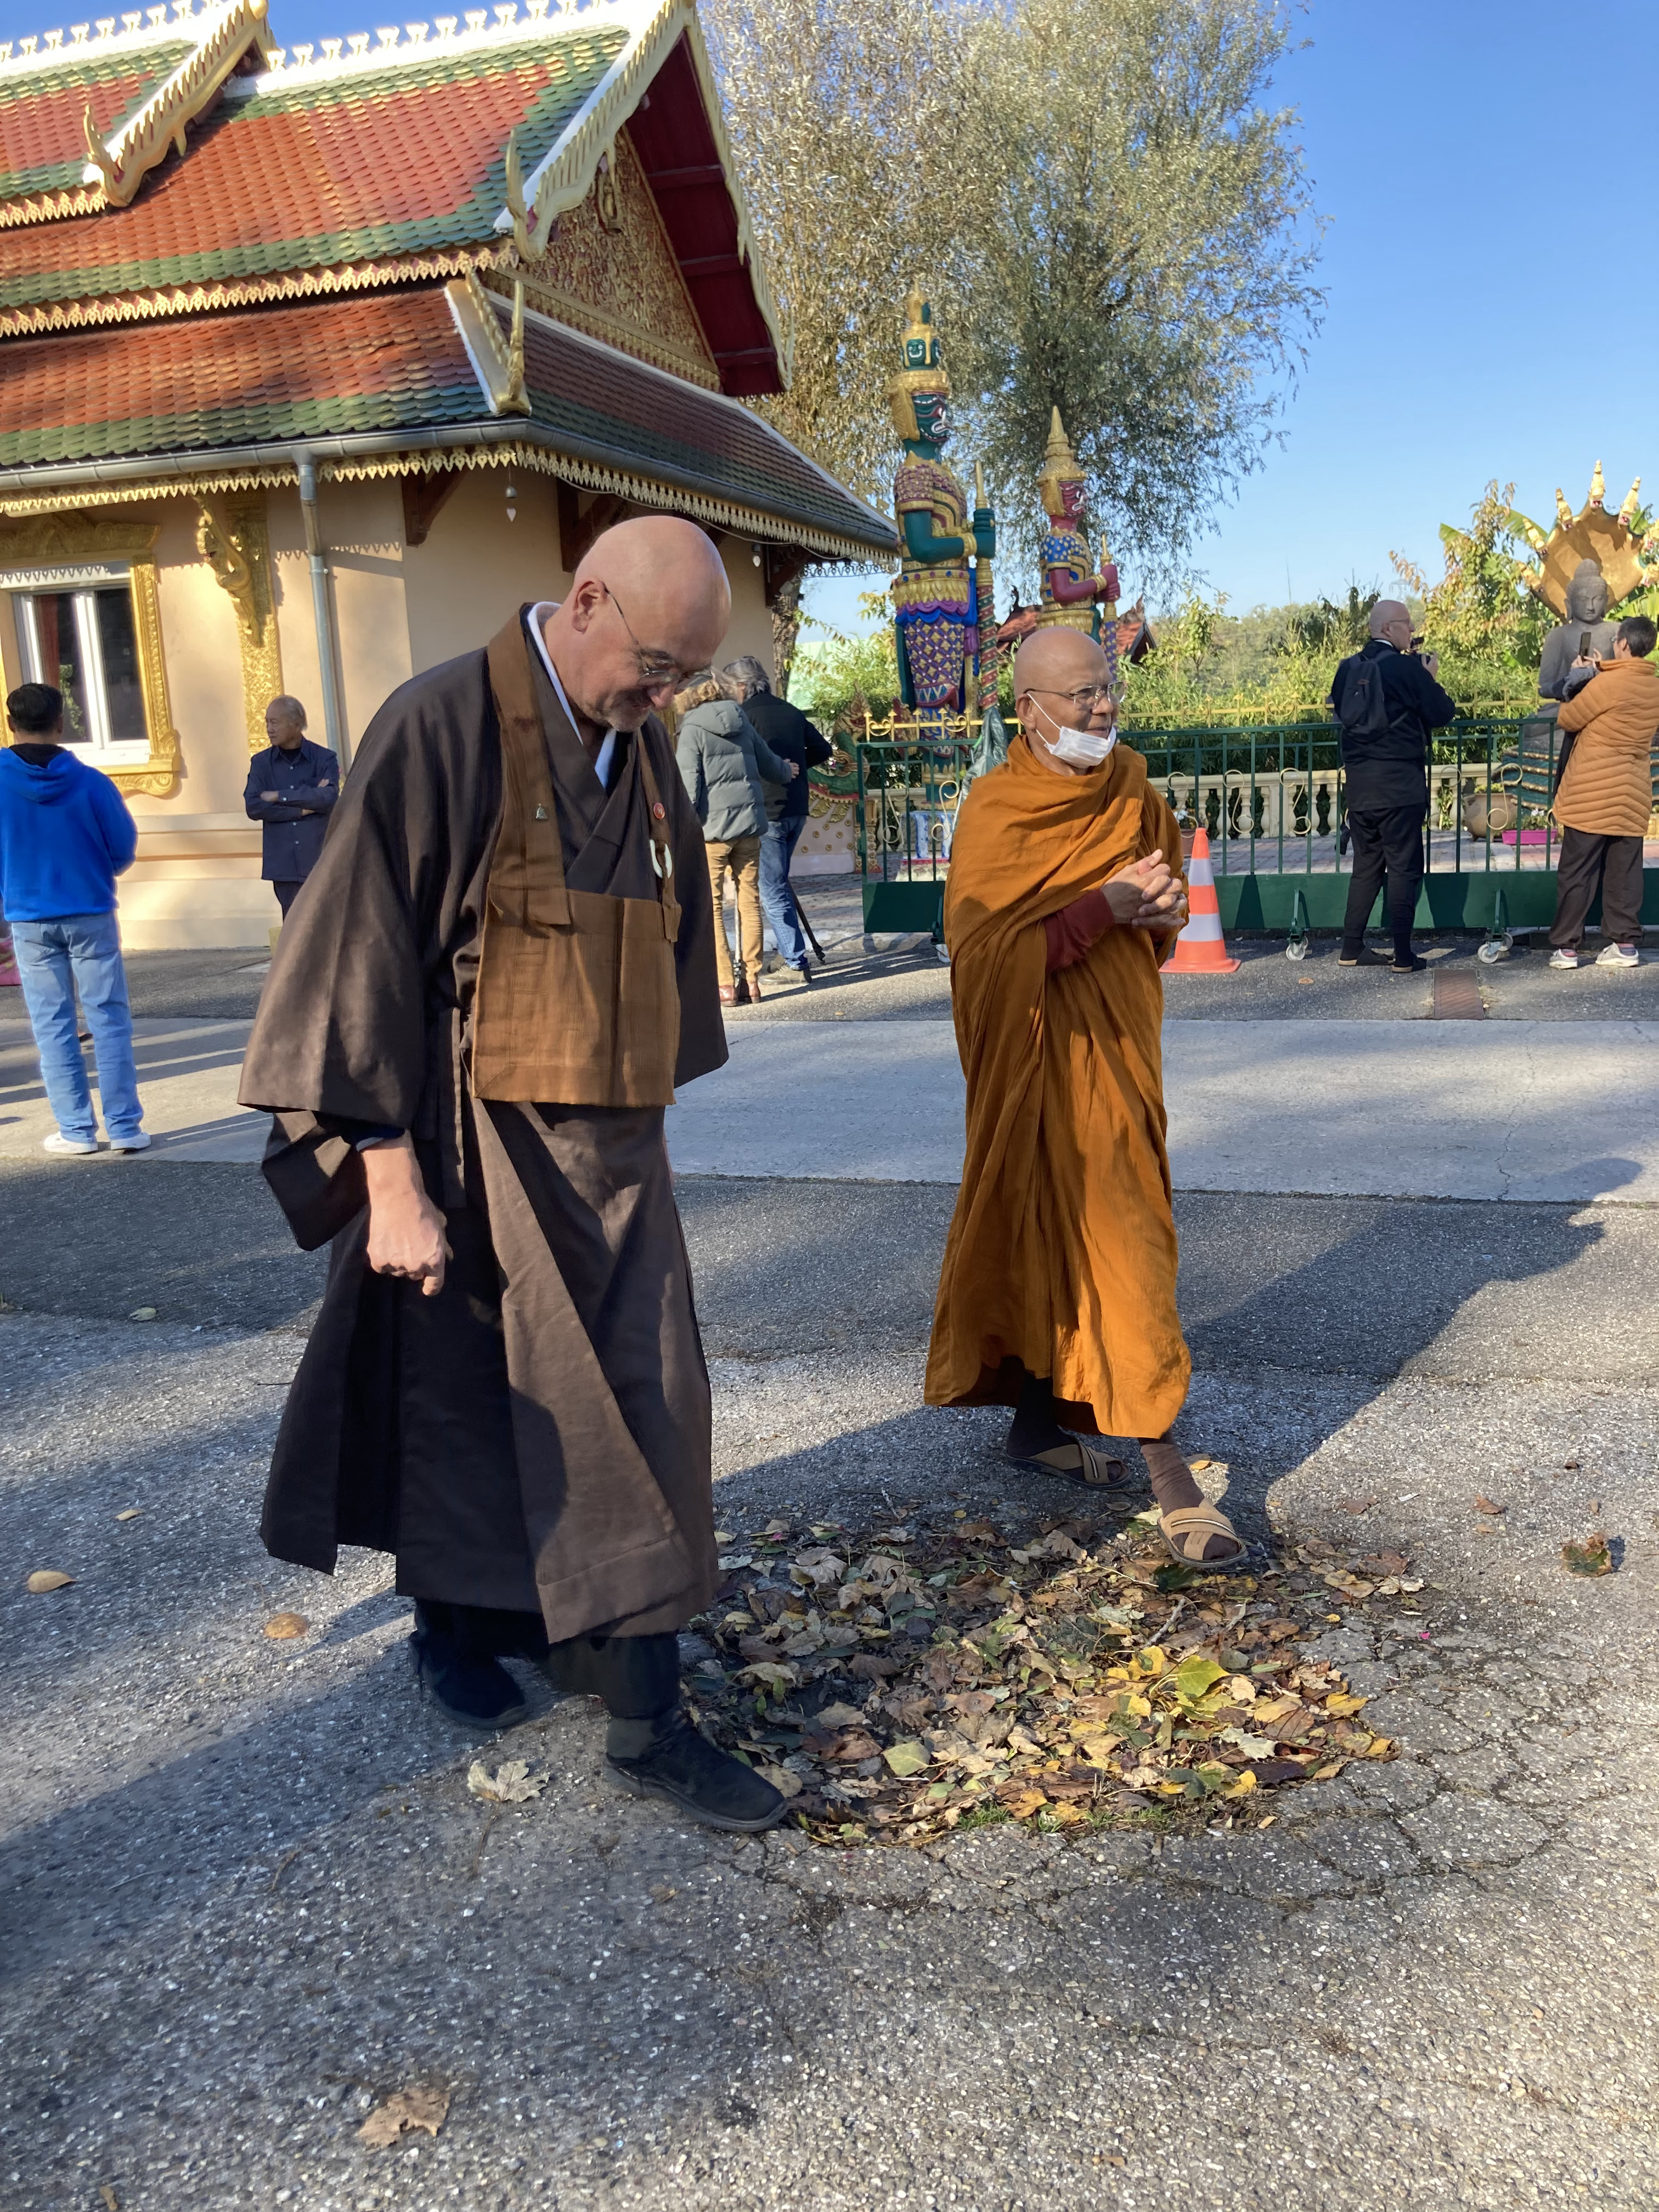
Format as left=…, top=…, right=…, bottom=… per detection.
left=0, top=509, right=180, bottom=796
left=196, top=495, right=284, bottom=751
left=81, top=0, right=276, bottom=210
left=513, top=131, right=719, bottom=392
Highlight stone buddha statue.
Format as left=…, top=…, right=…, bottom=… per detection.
left=1537, top=558, right=1620, bottom=701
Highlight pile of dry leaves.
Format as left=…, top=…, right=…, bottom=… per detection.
left=684, top=1500, right=1424, bottom=1846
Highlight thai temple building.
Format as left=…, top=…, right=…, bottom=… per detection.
left=0, top=0, right=894, bottom=943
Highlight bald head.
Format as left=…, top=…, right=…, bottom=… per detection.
left=1369, top=599, right=1412, bottom=646
left=1014, top=625, right=1106, bottom=699
left=1013, top=625, right=1116, bottom=774
left=545, top=514, right=732, bottom=737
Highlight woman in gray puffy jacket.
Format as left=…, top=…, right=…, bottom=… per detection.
left=674, top=674, right=797, bottom=1004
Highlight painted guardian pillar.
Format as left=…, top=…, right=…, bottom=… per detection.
left=1035, top=408, right=1120, bottom=696
left=887, top=290, right=995, bottom=726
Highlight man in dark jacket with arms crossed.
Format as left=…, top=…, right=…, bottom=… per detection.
left=1329, top=599, right=1457, bottom=972
left=243, top=695, right=337, bottom=918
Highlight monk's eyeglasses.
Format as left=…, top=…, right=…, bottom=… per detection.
left=1033, top=682, right=1116, bottom=713
left=600, top=583, right=690, bottom=691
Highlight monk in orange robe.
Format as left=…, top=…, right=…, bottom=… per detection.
left=924, top=625, right=1245, bottom=1563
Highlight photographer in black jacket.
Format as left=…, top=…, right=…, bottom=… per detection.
left=1328, top=601, right=1457, bottom=972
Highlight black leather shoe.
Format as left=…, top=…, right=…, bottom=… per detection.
left=410, top=1627, right=529, bottom=1731
left=1390, top=953, right=1428, bottom=973
left=1338, top=947, right=1390, bottom=967
left=605, top=1709, right=789, bottom=1831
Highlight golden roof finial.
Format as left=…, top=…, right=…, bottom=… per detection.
left=1619, top=476, right=1641, bottom=528
left=1037, top=407, right=1081, bottom=482
left=1588, top=460, right=1605, bottom=510
left=1554, top=486, right=1573, bottom=529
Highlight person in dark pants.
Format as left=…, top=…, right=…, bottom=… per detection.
left=1328, top=600, right=1457, bottom=973
left=243, top=696, right=338, bottom=916
left=721, top=654, right=831, bottom=983
left=1548, top=614, right=1659, bottom=969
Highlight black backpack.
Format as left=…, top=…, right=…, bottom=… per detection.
left=1336, top=651, right=1391, bottom=741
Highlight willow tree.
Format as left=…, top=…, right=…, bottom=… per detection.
left=705, top=0, right=1322, bottom=650
left=952, top=0, right=1324, bottom=585
left=704, top=0, right=980, bottom=673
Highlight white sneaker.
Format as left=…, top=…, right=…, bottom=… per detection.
left=110, top=1132, right=152, bottom=1153
left=1548, top=947, right=1579, bottom=969
left=42, top=1131, right=97, bottom=1155
left=1595, top=943, right=1639, bottom=968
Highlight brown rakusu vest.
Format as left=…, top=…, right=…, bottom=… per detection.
left=471, top=611, right=682, bottom=1105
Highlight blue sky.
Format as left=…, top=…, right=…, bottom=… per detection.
left=7, top=0, right=1652, bottom=634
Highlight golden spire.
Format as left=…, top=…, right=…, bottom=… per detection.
left=1619, top=477, right=1641, bottom=529
left=1588, top=460, right=1606, bottom=509
left=1554, top=486, right=1574, bottom=529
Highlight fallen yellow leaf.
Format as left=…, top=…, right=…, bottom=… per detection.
left=114, top=1509, right=143, bottom=1522
left=263, top=1612, right=309, bottom=1640
left=1324, top=1692, right=1368, bottom=1717
left=359, top=2084, right=450, bottom=2148
left=26, top=1570, right=73, bottom=1593
left=1000, top=1787, right=1047, bottom=1820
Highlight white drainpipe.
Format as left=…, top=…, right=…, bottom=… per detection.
left=296, top=453, right=349, bottom=768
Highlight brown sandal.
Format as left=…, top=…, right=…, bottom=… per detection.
left=1009, top=1439, right=1130, bottom=1491
left=1158, top=1500, right=1248, bottom=1568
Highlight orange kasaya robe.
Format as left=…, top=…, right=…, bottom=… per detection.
left=924, top=733, right=1190, bottom=1440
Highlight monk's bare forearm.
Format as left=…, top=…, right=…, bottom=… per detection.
left=363, top=1136, right=449, bottom=1296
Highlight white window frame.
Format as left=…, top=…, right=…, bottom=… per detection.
left=5, top=561, right=154, bottom=768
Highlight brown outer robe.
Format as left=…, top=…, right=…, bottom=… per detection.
left=238, top=616, right=728, bottom=1641
left=924, top=733, right=1191, bottom=1439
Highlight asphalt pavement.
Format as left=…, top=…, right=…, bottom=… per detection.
left=2, top=929, right=1656, bottom=2212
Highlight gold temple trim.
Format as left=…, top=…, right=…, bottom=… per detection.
left=196, top=494, right=284, bottom=752
left=445, top=271, right=532, bottom=417
left=0, top=450, right=890, bottom=566
left=80, top=0, right=276, bottom=210
left=0, top=251, right=489, bottom=340
left=0, top=509, right=181, bottom=795
left=496, top=0, right=789, bottom=383
left=0, top=184, right=104, bottom=231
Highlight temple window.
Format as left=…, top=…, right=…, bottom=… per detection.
left=5, top=564, right=152, bottom=766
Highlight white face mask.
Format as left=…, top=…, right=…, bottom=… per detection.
left=1048, top=723, right=1116, bottom=766
left=1030, top=696, right=1118, bottom=767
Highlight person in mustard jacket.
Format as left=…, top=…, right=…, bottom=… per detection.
left=1548, top=614, right=1658, bottom=969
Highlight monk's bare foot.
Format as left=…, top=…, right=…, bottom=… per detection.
left=1138, top=1436, right=1245, bottom=1564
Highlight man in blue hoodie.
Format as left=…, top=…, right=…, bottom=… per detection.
left=0, top=683, right=147, bottom=1154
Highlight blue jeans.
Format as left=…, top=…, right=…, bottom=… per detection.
left=758, top=815, right=809, bottom=970
left=11, top=910, right=144, bottom=1143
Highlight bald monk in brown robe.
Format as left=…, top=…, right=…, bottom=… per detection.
left=239, top=517, right=787, bottom=1829
left=925, top=625, right=1245, bottom=1564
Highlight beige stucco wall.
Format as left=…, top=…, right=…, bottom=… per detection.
left=268, top=477, right=415, bottom=747
left=27, top=473, right=789, bottom=949
left=402, top=469, right=568, bottom=669
left=400, top=470, right=781, bottom=685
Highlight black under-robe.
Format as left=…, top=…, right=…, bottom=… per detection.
left=239, top=614, right=728, bottom=1642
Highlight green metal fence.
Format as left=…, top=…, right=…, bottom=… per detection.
left=851, top=716, right=1659, bottom=938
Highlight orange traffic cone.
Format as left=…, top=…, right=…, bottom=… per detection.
left=1160, top=827, right=1240, bottom=974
